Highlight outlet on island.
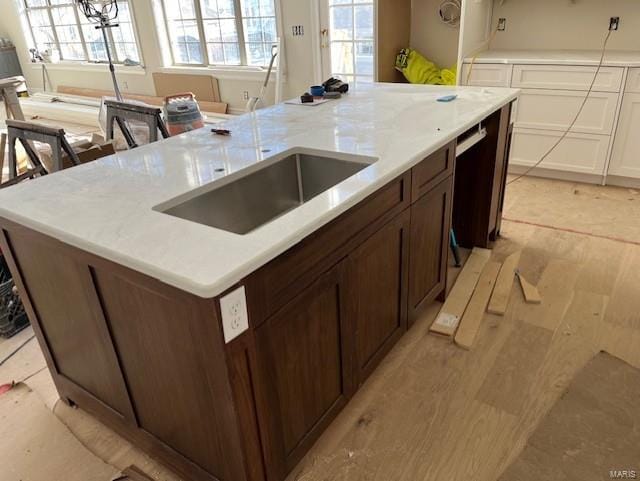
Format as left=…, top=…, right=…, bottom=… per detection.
left=220, top=286, right=249, bottom=343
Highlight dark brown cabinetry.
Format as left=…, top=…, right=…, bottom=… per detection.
left=408, top=177, right=453, bottom=323
left=0, top=103, right=513, bottom=481
left=254, top=261, right=354, bottom=479
left=349, top=209, right=410, bottom=384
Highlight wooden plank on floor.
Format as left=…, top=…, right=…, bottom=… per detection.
left=430, top=247, right=491, bottom=337
left=454, top=262, right=501, bottom=350
left=487, top=251, right=521, bottom=316
left=517, top=271, right=542, bottom=304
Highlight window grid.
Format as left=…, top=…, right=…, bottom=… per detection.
left=328, top=0, right=375, bottom=85
left=23, top=0, right=141, bottom=64
left=160, top=0, right=278, bottom=68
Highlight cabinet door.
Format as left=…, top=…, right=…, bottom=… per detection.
left=254, top=261, right=354, bottom=479
left=408, top=177, right=453, bottom=323
left=609, top=93, right=640, bottom=179
left=349, top=210, right=410, bottom=385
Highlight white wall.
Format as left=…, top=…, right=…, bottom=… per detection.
left=411, top=0, right=460, bottom=68
left=491, top=0, right=640, bottom=51
left=0, top=0, right=317, bottom=112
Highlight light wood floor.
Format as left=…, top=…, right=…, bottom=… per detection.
left=284, top=178, right=640, bottom=481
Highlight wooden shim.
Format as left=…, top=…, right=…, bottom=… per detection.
left=517, top=271, right=542, bottom=304
left=487, top=251, right=521, bottom=315
left=454, top=261, right=502, bottom=350
left=430, top=247, right=492, bottom=337
left=153, top=72, right=221, bottom=102
left=57, top=86, right=228, bottom=114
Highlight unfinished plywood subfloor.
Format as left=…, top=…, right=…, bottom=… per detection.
left=285, top=220, right=640, bottom=481
left=503, top=175, right=640, bottom=244
left=499, top=352, right=640, bottom=481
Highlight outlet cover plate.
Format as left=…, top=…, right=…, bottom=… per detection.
left=220, top=286, right=249, bottom=344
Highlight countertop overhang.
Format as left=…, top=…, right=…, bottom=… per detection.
left=463, top=49, right=640, bottom=67
left=0, top=83, right=518, bottom=298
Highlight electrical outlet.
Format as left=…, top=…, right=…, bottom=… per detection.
left=497, top=18, right=507, bottom=31
left=609, top=16, right=620, bottom=31
left=243, top=91, right=249, bottom=100
left=292, top=25, right=304, bottom=36
left=220, top=286, right=249, bottom=344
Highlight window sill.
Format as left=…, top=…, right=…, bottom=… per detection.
left=160, top=65, right=283, bottom=82
left=31, top=62, right=147, bottom=75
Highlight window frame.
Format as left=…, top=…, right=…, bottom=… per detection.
left=158, top=0, right=280, bottom=68
left=22, top=0, right=143, bottom=65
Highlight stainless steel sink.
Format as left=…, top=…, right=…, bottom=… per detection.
left=157, top=150, right=377, bottom=235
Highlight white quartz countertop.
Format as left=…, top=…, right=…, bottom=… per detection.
left=464, top=49, right=640, bottom=67
left=0, top=84, right=518, bottom=298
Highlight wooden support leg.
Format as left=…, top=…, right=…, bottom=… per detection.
left=0, top=133, right=6, bottom=182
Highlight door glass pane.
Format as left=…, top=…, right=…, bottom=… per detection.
left=331, top=42, right=354, bottom=75
left=327, top=1, right=374, bottom=85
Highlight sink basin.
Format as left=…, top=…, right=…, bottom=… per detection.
left=157, top=150, right=377, bottom=235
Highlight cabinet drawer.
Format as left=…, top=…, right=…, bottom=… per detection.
left=461, top=63, right=512, bottom=87
left=510, top=128, right=609, bottom=176
left=514, top=89, right=618, bottom=135
left=411, top=141, right=455, bottom=201
left=626, top=69, right=640, bottom=93
left=512, top=65, right=623, bottom=92
left=247, top=173, right=411, bottom=326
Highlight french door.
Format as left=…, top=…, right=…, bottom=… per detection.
left=319, top=0, right=376, bottom=86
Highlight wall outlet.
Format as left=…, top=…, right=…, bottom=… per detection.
left=292, top=25, right=304, bottom=36
left=609, top=16, right=620, bottom=31
left=497, top=18, right=507, bottom=31
left=243, top=91, right=250, bottom=100
left=220, top=286, right=249, bottom=344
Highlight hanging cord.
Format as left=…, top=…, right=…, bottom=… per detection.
left=507, top=29, right=612, bottom=186
left=465, top=25, right=499, bottom=85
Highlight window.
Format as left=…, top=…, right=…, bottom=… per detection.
left=23, top=0, right=141, bottom=64
left=160, top=0, right=278, bottom=67
left=325, top=0, right=375, bottom=85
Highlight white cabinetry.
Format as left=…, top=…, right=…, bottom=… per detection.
left=609, top=93, right=640, bottom=179
left=512, top=65, right=623, bottom=93
left=462, top=64, right=512, bottom=87
left=514, top=90, right=618, bottom=136
left=461, top=58, right=630, bottom=181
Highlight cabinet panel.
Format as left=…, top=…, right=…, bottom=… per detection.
left=626, top=69, right=640, bottom=94
left=512, top=65, right=623, bottom=92
left=461, top=63, right=512, bottom=87
left=255, top=261, right=353, bottom=478
left=408, top=177, right=453, bottom=322
left=4, top=229, right=134, bottom=422
left=93, top=269, right=246, bottom=481
left=609, top=93, right=640, bottom=179
left=510, top=128, right=609, bottom=175
left=349, top=210, right=410, bottom=384
left=411, top=141, right=455, bottom=201
left=514, top=89, right=618, bottom=135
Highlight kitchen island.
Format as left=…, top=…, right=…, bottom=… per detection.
left=0, top=84, right=518, bottom=481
